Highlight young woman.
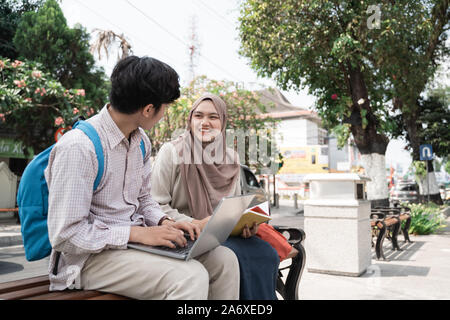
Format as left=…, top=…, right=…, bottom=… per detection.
left=151, top=93, right=280, bottom=300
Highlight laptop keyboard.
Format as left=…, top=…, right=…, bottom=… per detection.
left=154, top=234, right=196, bottom=255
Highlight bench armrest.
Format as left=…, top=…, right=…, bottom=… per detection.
left=272, top=225, right=305, bottom=245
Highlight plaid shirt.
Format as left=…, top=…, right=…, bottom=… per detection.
left=44, top=105, right=165, bottom=291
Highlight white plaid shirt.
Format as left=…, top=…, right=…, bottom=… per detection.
left=44, top=105, right=166, bottom=291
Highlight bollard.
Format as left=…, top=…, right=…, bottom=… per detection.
left=294, top=193, right=298, bottom=209
left=275, top=193, right=279, bottom=208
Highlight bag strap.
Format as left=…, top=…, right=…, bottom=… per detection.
left=140, top=139, right=146, bottom=159
left=72, top=120, right=104, bottom=191
left=73, top=120, right=147, bottom=190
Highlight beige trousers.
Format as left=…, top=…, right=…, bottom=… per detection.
left=80, top=245, right=240, bottom=300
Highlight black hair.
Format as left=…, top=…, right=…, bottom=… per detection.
left=109, top=56, right=180, bottom=114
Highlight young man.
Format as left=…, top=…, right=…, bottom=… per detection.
left=44, top=56, right=240, bottom=300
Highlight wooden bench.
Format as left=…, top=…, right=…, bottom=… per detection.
left=0, top=275, right=130, bottom=300
left=0, top=208, right=18, bottom=213
left=0, top=208, right=20, bottom=224
left=370, top=206, right=412, bottom=261
left=0, top=226, right=307, bottom=300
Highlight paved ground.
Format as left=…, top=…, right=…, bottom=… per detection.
left=1, top=202, right=450, bottom=299
left=271, top=202, right=450, bottom=300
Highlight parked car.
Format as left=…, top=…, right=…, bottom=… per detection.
left=240, top=165, right=270, bottom=211
left=439, top=183, right=450, bottom=204
left=390, top=181, right=420, bottom=207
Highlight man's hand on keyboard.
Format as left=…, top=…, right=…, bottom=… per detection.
left=161, top=220, right=201, bottom=241
left=129, top=225, right=188, bottom=248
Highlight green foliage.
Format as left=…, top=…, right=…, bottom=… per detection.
left=405, top=203, right=446, bottom=235
left=0, top=0, right=44, bottom=59
left=239, top=0, right=389, bottom=132
left=331, top=123, right=351, bottom=149
left=238, top=0, right=448, bottom=146
left=418, top=91, right=450, bottom=158
left=412, top=161, right=427, bottom=180
left=0, top=57, right=98, bottom=154
left=13, top=0, right=109, bottom=107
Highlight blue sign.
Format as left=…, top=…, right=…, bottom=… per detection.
left=420, top=144, right=433, bottom=161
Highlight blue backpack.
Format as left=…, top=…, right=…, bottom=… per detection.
left=17, top=120, right=146, bottom=261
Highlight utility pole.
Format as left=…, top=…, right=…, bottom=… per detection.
left=187, top=15, right=201, bottom=87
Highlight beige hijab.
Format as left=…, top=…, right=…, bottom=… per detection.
left=171, top=93, right=240, bottom=219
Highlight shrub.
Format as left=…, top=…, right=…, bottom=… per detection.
left=405, top=203, right=447, bottom=235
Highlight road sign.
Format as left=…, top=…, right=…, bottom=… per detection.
left=420, top=144, right=433, bottom=161
left=54, top=127, right=67, bottom=142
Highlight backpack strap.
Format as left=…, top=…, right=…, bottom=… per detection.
left=140, top=139, right=146, bottom=160
left=73, top=121, right=146, bottom=190
left=72, top=120, right=104, bottom=191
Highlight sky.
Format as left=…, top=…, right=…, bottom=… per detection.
left=59, top=0, right=417, bottom=170
left=60, top=0, right=316, bottom=106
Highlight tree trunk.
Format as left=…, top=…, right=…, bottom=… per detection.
left=416, top=160, right=444, bottom=204
left=345, top=65, right=390, bottom=207
left=360, top=153, right=389, bottom=207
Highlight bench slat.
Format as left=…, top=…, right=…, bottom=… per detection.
left=0, top=275, right=49, bottom=294
left=87, top=293, right=131, bottom=300
left=24, top=291, right=70, bottom=300
left=0, top=275, right=128, bottom=300
left=24, top=290, right=101, bottom=300
left=0, top=284, right=50, bottom=300
left=384, top=217, right=399, bottom=227
left=42, top=290, right=105, bottom=300
left=24, top=289, right=128, bottom=300
left=0, top=208, right=18, bottom=212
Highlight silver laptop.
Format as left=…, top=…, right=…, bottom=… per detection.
left=127, top=194, right=255, bottom=260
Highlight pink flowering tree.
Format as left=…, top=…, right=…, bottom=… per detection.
left=0, top=57, right=98, bottom=154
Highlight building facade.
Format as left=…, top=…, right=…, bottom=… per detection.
left=257, top=89, right=362, bottom=198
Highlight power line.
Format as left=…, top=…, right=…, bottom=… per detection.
left=123, top=0, right=242, bottom=82
left=194, top=0, right=235, bottom=30
left=124, top=0, right=187, bottom=48
left=73, top=0, right=179, bottom=66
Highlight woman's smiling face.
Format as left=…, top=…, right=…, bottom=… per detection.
left=190, top=99, right=222, bottom=142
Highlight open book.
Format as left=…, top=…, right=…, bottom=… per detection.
left=230, top=201, right=272, bottom=237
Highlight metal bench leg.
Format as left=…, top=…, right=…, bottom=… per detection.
left=276, top=272, right=286, bottom=298
left=283, top=243, right=306, bottom=300
left=376, top=222, right=387, bottom=261
left=276, top=243, right=306, bottom=300
left=390, top=220, right=402, bottom=251
left=402, top=216, right=412, bottom=243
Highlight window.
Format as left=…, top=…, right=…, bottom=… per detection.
left=318, top=128, right=327, bottom=145
left=397, top=184, right=418, bottom=192
left=356, top=183, right=364, bottom=199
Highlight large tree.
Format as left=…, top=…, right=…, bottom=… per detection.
left=0, top=0, right=44, bottom=59
left=13, top=0, right=109, bottom=107
left=238, top=0, right=449, bottom=206
left=395, top=87, right=450, bottom=203
left=386, top=1, right=449, bottom=203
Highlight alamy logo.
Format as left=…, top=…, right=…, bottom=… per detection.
left=367, top=5, right=381, bottom=29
